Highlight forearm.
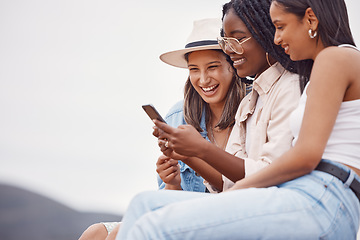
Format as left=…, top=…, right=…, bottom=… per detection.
left=196, top=141, right=245, bottom=183
left=232, top=148, right=317, bottom=190
left=182, top=156, right=223, bottom=191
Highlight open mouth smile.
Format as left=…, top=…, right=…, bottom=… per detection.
left=201, top=84, right=219, bottom=93
left=232, top=57, right=246, bottom=67
left=282, top=45, right=289, bottom=54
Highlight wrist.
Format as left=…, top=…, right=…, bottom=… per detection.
left=164, top=184, right=182, bottom=190
left=180, top=156, right=190, bottom=164
left=197, top=140, right=213, bottom=159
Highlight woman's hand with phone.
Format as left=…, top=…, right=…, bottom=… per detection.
left=157, top=138, right=189, bottom=161
left=156, top=155, right=181, bottom=190
left=152, top=125, right=162, bottom=138
left=153, top=120, right=209, bottom=158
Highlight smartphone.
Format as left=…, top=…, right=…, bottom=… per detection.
left=142, top=104, right=166, bottom=123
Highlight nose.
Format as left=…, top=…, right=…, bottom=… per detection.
left=223, top=43, right=235, bottom=55
left=199, top=71, right=210, bottom=85
left=274, top=31, right=281, bottom=45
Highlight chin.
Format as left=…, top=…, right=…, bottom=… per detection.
left=289, top=53, right=304, bottom=61
left=289, top=55, right=298, bottom=61
left=236, top=69, right=257, bottom=79
left=235, top=70, right=248, bottom=78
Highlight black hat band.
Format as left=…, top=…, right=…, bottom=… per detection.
left=185, top=40, right=218, bottom=48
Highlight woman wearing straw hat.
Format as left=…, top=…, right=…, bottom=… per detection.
left=155, top=18, right=246, bottom=192
left=79, top=18, right=246, bottom=240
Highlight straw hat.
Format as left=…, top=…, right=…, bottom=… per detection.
left=159, top=18, right=222, bottom=68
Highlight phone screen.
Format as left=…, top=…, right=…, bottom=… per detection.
left=142, top=104, right=166, bottom=123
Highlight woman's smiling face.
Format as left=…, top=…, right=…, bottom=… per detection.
left=270, top=2, right=318, bottom=61
left=187, top=49, right=234, bottom=108
left=222, top=8, right=270, bottom=78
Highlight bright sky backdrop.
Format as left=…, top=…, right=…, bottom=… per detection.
left=0, top=0, right=359, bottom=215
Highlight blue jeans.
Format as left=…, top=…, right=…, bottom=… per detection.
left=116, top=160, right=360, bottom=239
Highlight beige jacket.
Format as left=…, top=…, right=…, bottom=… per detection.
left=207, top=62, right=301, bottom=192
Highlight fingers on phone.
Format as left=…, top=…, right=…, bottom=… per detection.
left=158, top=139, right=171, bottom=152
left=154, top=120, right=171, bottom=132
left=152, top=127, right=159, bottom=137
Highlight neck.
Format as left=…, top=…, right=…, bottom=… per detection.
left=254, top=62, right=274, bottom=80
left=311, top=38, right=325, bottom=60
left=209, top=103, right=224, bottom=127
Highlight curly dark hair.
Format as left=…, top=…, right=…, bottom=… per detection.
left=222, top=0, right=312, bottom=92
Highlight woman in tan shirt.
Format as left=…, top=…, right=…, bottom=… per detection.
left=154, top=0, right=307, bottom=192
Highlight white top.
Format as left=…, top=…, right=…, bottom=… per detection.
left=290, top=44, right=360, bottom=169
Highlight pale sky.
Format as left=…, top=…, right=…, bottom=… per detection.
left=0, top=0, right=359, bottom=215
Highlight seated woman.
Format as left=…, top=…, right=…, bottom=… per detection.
left=78, top=18, right=246, bottom=240
left=155, top=18, right=246, bottom=192
left=115, top=0, right=360, bottom=238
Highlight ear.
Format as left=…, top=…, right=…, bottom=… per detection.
left=305, top=7, right=319, bottom=30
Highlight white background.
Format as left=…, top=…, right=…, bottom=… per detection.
left=0, top=0, right=359, bottom=215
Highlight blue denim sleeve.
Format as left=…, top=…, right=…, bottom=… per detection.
left=157, top=100, right=206, bottom=192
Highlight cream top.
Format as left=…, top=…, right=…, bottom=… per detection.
left=205, top=63, right=301, bottom=193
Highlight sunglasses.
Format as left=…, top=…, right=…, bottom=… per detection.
left=217, top=37, right=251, bottom=55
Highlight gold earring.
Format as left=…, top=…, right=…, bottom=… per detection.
left=308, top=29, right=317, bottom=39
left=266, top=52, right=272, bottom=67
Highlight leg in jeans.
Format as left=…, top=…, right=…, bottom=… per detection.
left=116, top=172, right=359, bottom=240
left=116, top=190, right=209, bottom=239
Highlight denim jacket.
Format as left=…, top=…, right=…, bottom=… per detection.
left=157, top=100, right=208, bottom=192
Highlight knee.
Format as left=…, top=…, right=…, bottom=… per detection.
left=78, top=223, right=108, bottom=240
left=128, top=191, right=160, bottom=210
left=105, top=223, right=121, bottom=240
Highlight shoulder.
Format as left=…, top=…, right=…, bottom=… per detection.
left=318, top=45, right=359, bottom=56
left=165, top=100, right=186, bottom=127
left=165, top=100, right=183, bottom=117
left=315, top=46, right=360, bottom=69
left=313, top=46, right=360, bottom=83
left=274, top=70, right=301, bottom=96
left=280, top=70, right=300, bottom=85
left=271, top=63, right=301, bottom=92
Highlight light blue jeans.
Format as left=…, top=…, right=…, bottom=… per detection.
left=116, top=160, right=360, bottom=239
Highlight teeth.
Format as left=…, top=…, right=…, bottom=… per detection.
left=202, top=85, right=217, bottom=92
left=234, top=58, right=245, bottom=64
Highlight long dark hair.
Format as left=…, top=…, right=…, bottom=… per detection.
left=183, top=49, right=245, bottom=132
left=222, top=0, right=311, bottom=92
left=272, top=0, right=356, bottom=78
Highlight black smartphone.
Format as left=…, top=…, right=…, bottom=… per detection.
left=142, top=104, right=166, bottom=123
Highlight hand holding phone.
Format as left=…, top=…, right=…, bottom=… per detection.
left=142, top=104, right=166, bottom=123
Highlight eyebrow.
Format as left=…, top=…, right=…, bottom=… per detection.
left=227, top=30, right=247, bottom=36
left=207, top=61, right=221, bottom=65
left=272, top=19, right=281, bottom=24
left=188, top=61, right=222, bottom=67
